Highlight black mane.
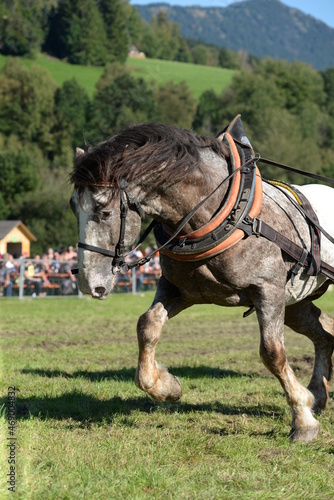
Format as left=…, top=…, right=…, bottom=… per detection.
left=70, top=122, right=229, bottom=191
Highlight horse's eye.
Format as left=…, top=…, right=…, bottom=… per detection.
left=101, top=211, right=112, bottom=221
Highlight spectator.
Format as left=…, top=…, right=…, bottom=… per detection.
left=144, top=247, right=161, bottom=276
left=0, top=260, right=13, bottom=296
left=4, top=253, right=16, bottom=271
left=34, top=254, right=49, bottom=288
left=41, top=253, right=51, bottom=276
left=59, top=255, right=77, bottom=295
left=24, top=256, right=45, bottom=296
left=66, top=245, right=77, bottom=260
left=50, top=251, right=61, bottom=273
left=47, top=248, right=54, bottom=260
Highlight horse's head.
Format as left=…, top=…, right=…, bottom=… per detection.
left=70, top=149, right=142, bottom=299
left=70, top=123, right=231, bottom=298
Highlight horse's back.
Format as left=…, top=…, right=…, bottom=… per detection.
left=297, top=184, right=334, bottom=236
left=297, top=184, right=334, bottom=267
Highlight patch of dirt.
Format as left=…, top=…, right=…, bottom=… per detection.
left=290, top=355, right=314, bottom=376
left=35, top=339, right=84, bottom=351
left=260, top=447, right=284, bottom=462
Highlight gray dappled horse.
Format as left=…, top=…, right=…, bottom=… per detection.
left=70, top=116, right=334, bottom=442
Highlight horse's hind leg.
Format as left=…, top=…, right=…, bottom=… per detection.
left=135, top=276, right=188, bottom=402
left=255, top=285, right=321, bottom=442
left=285, top=300, right=334, bottom=415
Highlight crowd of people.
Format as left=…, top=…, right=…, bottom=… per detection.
left=0, top=244, right=161, bottom=297
left=0, top=246, right=78, bottom=297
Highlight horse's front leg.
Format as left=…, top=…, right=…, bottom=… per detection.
left=255, top=284, right=320, bottom=442
left=135, top=277, right=187, bottom=402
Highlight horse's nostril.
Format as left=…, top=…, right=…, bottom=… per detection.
left=94, top=287, right=106, bottom=296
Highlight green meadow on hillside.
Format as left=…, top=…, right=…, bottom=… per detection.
left=0, top=53, right=235, bottom=99
left=126, top=56, right=235, bottom=99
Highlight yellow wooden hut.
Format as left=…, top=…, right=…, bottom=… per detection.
left=0, top=220, right=37, bottom=258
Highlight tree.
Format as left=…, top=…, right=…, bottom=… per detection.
left=0, top=0, right=57, bottom=56
left=0, top=59, right=57, bottom=155
left=45, top=0, right=108, bottom=65
left=0, top=147, right=40, bottom=208
left=94, top=63, right=130, bottom=93
left=10, top=173, right=78, bottom=255
left=140, top=11, right=189, bottom=62
left=218, top=47, right=241, bottom=69
left=0, top=192, right=8, bottom=219
left=98, top=0, right=129, bottom=64
left=193, top=58, right=334, bottom=181
left=174, top=37, right=192, bottom=63
left=193, top=90, right=224, bottom=136
left=257, top=59, right=326, bottom=112
left=251, top=109, right=321, bottom=183
left=139, top=30, right=159, bottom=59
left=92, top=72, right=156, bottom=135
left=191, top=45, right=207, bottom=66
left=124, top=2, right=147, bottom=47
left=153, top=12, right=180, bottom=60
left=154, top=81, right=196, bottom=129
left=53, top=79, right=92, bottom=149
left=218, top=69, right=285, bottom=137
left=322, top=67, right=334, bottom=116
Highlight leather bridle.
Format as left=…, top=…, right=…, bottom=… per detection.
left=75, top=178, right=147, bottom=274
left=73, top=154, right=257, bottom=275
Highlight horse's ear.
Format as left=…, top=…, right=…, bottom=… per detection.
left=75, top=147, right=85, bottom=158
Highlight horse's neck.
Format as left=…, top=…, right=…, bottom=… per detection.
left=141, top=151, right=230, bottom=233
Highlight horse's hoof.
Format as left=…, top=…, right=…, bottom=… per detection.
left=141, top=372, right=182, bottom=402
left=165, top=375, right=182, bottom=403
left=289, top=425, right=320, bottom=443
left=155, top=373, right=182, bottom=402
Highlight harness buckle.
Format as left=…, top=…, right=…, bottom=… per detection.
left=241, top=216, right=258, bottom=237
left=252, top=217, right=261, bottom=237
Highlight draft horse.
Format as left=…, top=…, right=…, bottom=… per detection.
left=70, top=116, right=334, bottom=442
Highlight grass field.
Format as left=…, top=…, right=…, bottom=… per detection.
left=126, top=57, right=234, bottom=100
left=0, top=53, right=235, bottom=100
left=0, top=293, right=333, bottom=498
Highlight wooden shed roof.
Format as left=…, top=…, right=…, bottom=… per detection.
left=0, top=220, right=37, bottom=241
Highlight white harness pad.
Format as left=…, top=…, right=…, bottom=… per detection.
left=285, top=184, right=334, bottom=305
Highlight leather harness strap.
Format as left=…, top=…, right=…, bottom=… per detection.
left=74, top=115, right=334, bottom=285
left=155, top=121, right=263, bottom=260
left=155, top=116, right=334, bottom=284
left=174, top=132, right=242, bottom=240
left=247, top=218, right=334, bottom=282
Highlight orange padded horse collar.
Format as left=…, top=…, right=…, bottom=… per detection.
left=155, top=116, right=263, bottom=261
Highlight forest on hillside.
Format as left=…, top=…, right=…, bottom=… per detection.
left=1, top=1, right=334, bottom=253
left=0, top=0, right=252, bottom=69
left=135, top=0, right=334, bottom=70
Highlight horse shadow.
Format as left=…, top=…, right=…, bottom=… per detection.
left=0, top=392, right=283, bottom=425
left=20, top=365, right=251, bottom=382
left=5, top=365, right=284, bottom=425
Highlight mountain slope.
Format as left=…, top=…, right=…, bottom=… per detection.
left=134, top=0, right=334, bottom=70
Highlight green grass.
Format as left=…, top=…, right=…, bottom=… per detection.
left=127, top=57, right=235, bottom=100
left=0, top=293, right=333, bottom=498
left=0, top=53, right=235, bottom=99
left=0, top=53, right=104, bottom=98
